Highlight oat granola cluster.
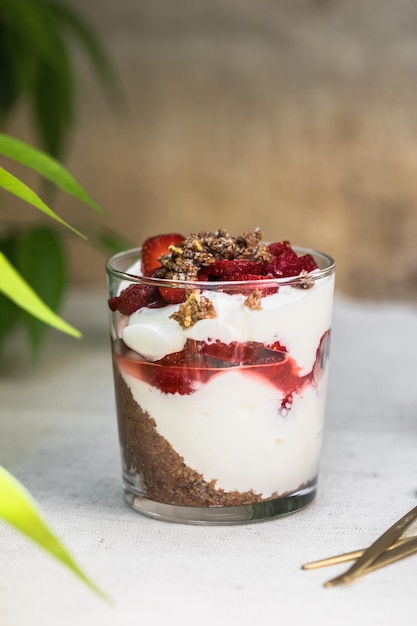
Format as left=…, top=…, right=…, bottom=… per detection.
left=170, top=292, right=216, bottom=329
left=155, top=227, right=273, bottom=282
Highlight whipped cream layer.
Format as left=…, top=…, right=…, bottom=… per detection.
left=123, top=274, right=335, bottom=374
left=121, top=368, right=328, bottom=496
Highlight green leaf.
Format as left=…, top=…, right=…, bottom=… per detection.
left=32, top=28, right=75, bottom=158
left=0, top=292, right=19, bottom=349
left=0, top=466, right=109, bottom=600
left=0, top=251, right=80, bottom=338
left=0, top=166, right=86, bottom=238
left=0, top=235, right=19, bottom=347
left=0, top=134, right=103, bottom=214
left=16, top=226, right=67, bottom=357
left=0, top=18, right=19, bottom=120
left=0, top=0, right=67, bottom=69
left=49, top=1, right=122, bottom=101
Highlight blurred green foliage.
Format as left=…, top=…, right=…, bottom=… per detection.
left=0, top=0, right=129, bottom=358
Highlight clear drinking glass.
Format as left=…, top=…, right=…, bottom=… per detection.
left=106, top=246, right=335, bottom=524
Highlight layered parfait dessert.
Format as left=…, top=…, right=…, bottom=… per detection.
left=106, top=228, right=335, bottom=522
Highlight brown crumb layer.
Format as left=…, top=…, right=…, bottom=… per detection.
left=113, top=366, right=275, bottom=507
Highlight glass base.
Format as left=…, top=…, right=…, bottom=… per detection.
left=123, top=482, right=317, bottom=525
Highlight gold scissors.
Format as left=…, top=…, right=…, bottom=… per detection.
left=302, top=504, right=417, bottom=587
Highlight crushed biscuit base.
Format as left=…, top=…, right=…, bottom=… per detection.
left=170, top=292, right=216, bottom=329
left=114, top=368, right=283, bottom=507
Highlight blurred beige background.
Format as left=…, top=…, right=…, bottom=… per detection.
left=7, top=0, right=417, bottom=300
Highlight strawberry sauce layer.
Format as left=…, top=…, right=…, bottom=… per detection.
left=115, top=331, right=330, bottom=406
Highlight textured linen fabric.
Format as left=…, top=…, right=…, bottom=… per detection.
left=1, top=290, right=417, bottom=626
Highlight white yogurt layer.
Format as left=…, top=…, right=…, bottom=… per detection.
left=121, top=368, right=328, bottom=497
left=123, top=274, right=335, bottom=374
left=119, top=272, right=334, bottom=497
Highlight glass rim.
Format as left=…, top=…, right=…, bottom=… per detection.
left=105, top=245, right=336, bottom=289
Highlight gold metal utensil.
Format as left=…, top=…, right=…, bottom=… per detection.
left=324, top=504, right=417, bottom=587
left=362, top=536, right=417, bottom=575
left=302, top=535, right=417, bottom=577
left=302, top=536, right=412, bottom=570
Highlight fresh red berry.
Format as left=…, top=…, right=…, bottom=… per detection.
left=198, top=340, right=264, bottom=365
left=152, top=366, right=195, bottom=395
left=266, top=241, right=319, bottom=278
left=141, top=233, right=184, bottom=275
left=150, top=360, right=210, bottom=394
left=266, top=340, right=288, bottom=353
left=158, top=286, right=187, bottom=304
left=218, top=273, right=277, bottom=296
left=109, top=283, right=158, bottom=315
left=197, top=340, right=288, bottom=365
left=273, top=254, right=318, bottom=277
left=268, top=240, right=292, bottom=256
left=297, top=253, right=319, bottom=273
left=266, top=248, right=299, bottom=276
left=206, top=259, right=266, bottom=280
left=108, top=297, right=119, bottom=312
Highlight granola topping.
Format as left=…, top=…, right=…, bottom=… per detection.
left=155, top=228, right=273, bottom=282
left=295, top=270, right=315, bottom=290
left=170, top=292, right=217, bottom=329
left=109, top=229, right=321, bottom=317
left=244, top=289, right=263, bottom=310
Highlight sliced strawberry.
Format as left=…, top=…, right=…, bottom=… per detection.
left=158, top=286, right=187, bottom=304
left=206, top=259, right=266, bottom=280
left=266, top=340, right=288, bottom=353
left=141, top=233, right=184, bottom=275
left=155, top=349, right=190, bottom=367
left=197, top=340, right=253, bottom=364
left=116, top=355, right=201, bottom=394
left=195, top=269, right=211, bottom=281
left=268, top=240, right=292, bottom=256
left=266, top=248, right=298, bottom=275
left=267, top=250, right=318, bottom=278
left=108, top=297, right=119, bottom=312
left=217, top=273, right=277, bottom=296
left=151, top=358, right=212, bottom=394
left=296, top=253, right=319, bottom=273
left=108, top=283, right=158, bottom=315
left=152, top=366, right=196, bottom=395
left=274, top=254, right=318, bottom=277
left=253, top=281, right=279, bottom=297
left=197, top=340, right=286, bottom=366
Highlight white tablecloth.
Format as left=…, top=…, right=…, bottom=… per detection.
left=2, top=290, right=417, bottom=625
